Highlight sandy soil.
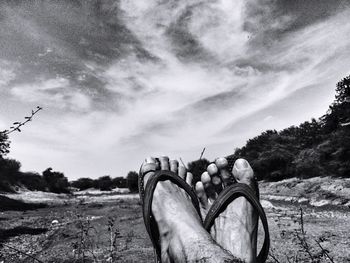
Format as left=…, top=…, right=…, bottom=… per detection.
left=0, top=180, right=349, bottom=262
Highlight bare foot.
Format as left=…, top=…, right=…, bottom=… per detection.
left=194, top=158, right=258, bottom=263
left=140, top=156, right=238, bottom=262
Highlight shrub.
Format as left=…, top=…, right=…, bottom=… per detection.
left=96, top=176, right=113, bottom=191
left=43, top=168, right=70, bottom=193
left=112, top=177, right=127, bottom=188
left=71, top=178, right=95, bottom=191
left=126, top=171, right=138, bottom=193
left=17, top=172, right=47, bottom=191
left=187, top=158, right=210, bottom=184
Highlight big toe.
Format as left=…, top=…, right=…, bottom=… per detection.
left=231, top=158, right=254, bottom=184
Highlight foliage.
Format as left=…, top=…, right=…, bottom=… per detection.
left=16, top=172, right=47, bottom=191
left=231, top=75, right=350, bottom=181
left=96, top=176, right=113, bottom=191
left=71, top=178, right=95, bottom=191
left=187, top=158, right=210, bottom=184
left=0, top=132, right=10, bottom=158
left=71, top=176, right=128, bottom=191
left=112, top=177, right=127, bottom=188
left=126, top=171, right=138, bottom=193
left=0, top=107, right=51, bottom=193
left=42, top=168, right=70, bottom=193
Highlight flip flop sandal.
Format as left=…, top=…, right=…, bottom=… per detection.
left=139, top=165, right=203, bottom=263
left=203, top=183, right=270, bottom=263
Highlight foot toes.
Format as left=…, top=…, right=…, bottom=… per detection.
left=232, top=158, right=254, bottom=183
left=195, top=181, right=209, bottom=208
left=159, top=156, right=170, bottom=170
left=170, top=159, right=179, bottom=174
left=207, top=163, right=223, bottom=193
left=215, top=157, right=236, bottom=187
left=178, top=165, right=187, bottom=179
left=201, top=171, right=217, bottom=202
left=140, top=157, right=159, bottom=187
left=185, top=172, right=193, bottom=186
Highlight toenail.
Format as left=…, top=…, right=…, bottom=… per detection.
left=170, top=160, right=179, bottom=166
left=141, top=163, right=157, bottom=175
left=212, top=176, right=221, bottom=185
left=145, top=157, right=156, bottom=164
left=207, top=164, right=218, bottom=175
left=215, top=157, right=228, bottom=169
left=234, top=159, right=249, bottom=169
left=201, top=172, right=211, bottom=184
left=160, top=156, right=169, bottom=162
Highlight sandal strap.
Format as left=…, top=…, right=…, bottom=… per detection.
left=141, top=170, right=203, bottom=262
left=204, top=183, right=270, bottom=263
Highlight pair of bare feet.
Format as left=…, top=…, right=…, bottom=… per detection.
left=140, top=156, right=259, bottom=263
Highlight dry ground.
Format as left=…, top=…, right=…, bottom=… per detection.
left=0, top=182, right=349, bottom=262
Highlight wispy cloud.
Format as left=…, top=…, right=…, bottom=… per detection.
left=1, top=0, right=350, bottom=179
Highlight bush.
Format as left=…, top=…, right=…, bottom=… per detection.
left=112, top=177, right=127, bottom=188
left=126, top=171, right=138, bottom=193
left=71, top=178, right=95, bottom=191
left=17, top=172, right=47, bottom=191
left=43, top=168, right=70, bottom=193
left=187, top=158, right=210, bottom=184
left=96, top=176, right=113, bottom=191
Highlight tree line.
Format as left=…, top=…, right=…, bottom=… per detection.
left=0, top=109, right=138, bottom=193
left=0, top=156, right=138, bottom=193
left=188, top=75, right=350, bottom=182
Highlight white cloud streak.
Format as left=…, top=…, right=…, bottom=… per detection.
left=3, top=1, right=350, bottom=179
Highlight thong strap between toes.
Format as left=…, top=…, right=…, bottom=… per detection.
left=141, top=170, right=203, bottom=263
left=203, top=183, right=270, bottom=263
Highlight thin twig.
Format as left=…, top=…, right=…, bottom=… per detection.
left=2, top=106, right=42, bottom=135
left=179, top=157, right=187, bottom=169
left=1, top=243, right=44, bottom=263
left=315, top=239, right=335, bottom=263
left=199, top=147, right=206, bottom=160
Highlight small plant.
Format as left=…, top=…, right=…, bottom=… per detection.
left=270, top=207, right=335, bottom=263
left=124, top=230, right=134, bottom=251
left=72, top=214, right=97, bottom=263
left=106, top=217, right=121, bottom=262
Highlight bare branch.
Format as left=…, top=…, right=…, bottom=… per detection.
left=315, top=239, right=335, bottom=263
left=2, top=106, right=43, bottom=135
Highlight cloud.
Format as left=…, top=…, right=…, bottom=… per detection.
left=2, top=0, right=350, bottom=179
left=11, top=78, right=91, bottom=111
left=0, top=60, right=17, bottom=87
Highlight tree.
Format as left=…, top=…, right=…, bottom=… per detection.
left=43, top=168, right=70, bottom=193
left=96, top=175, right=113, bottom=191
left=71, top=178, right=95, bottom=191
left=126, top=171, right=138, bottom=193
left=17, top=172, right=47, bottom=191
left=322, top=76, right=350, bottom=132
left=0, top=132, right=10, bottom=158
left=187, top=158, right=210, bottom=184
left=335, top=75, right=350, bottom=104
left=112, top=177, right=127, bottom=188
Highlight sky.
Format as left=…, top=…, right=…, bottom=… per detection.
left=0, top=0, right=350, bottom=179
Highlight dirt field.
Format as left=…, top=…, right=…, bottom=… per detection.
left=0, top=187, right=349, bottom=262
